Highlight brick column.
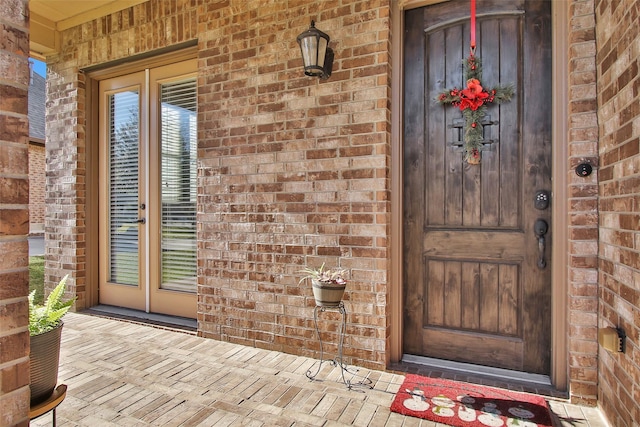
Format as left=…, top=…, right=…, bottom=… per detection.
left=566, top=0, right=600, bottom=406
left=0, top=0, right=31, bottom=425
left=43, top=66, right=85, bottom=308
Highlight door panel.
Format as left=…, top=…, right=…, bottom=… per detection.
left=148, top=61, right=197, bottom=318
left=403, top=0, right=552, bottom=374
left=99, top=72, right=147, bottom=311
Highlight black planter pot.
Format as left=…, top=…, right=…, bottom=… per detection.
left=29, top=322, right=63, bottom=405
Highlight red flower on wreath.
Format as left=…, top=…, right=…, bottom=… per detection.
left=459, top=78, right=489, bottom=111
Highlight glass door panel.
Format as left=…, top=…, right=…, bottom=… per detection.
left=160, top=78, right=197, bottom=293
left=108, top=89, right=140, bottom=286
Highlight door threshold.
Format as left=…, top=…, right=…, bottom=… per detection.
left=83, top=305, right=197, bottom=334
left=402, top=354, right=552, bottom=386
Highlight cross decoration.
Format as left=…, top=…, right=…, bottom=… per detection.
left=436, top=0, right=514, bottom=164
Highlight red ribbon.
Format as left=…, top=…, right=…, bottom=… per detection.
left=470, top=0, right=476, bottom=50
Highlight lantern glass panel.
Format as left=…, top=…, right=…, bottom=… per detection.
left=300, top=36, right=318, bottom=68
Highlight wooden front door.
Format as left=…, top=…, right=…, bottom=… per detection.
left=403, top=0, right=552, bottom=374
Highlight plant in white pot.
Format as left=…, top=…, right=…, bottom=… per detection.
left=299, top=264, right=348, bottom=307
left=29, top=275, right=75, bottom=405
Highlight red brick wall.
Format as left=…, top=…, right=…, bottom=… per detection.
left=28, top=143, right=45, bottom=233
left=0, top=0, right=31, bottom=424
left=566, top=0, right=600, bottom=405
left=595, top=0, right=640, bottom=424
left=196, top=1, right=392, bottom=368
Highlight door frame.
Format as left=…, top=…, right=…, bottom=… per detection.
left=84, top=44, right=198, bottom=314
left=389, top=0, right=569, bottom=391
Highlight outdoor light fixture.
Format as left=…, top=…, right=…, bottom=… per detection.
left=296, top=20, right=333, bottom=80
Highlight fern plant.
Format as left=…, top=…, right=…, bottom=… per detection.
left=29, top=275, right=75, bottom=336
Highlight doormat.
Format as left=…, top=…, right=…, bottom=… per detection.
left=390, top=375, right=553, bottom=427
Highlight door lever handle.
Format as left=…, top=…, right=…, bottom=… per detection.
left=534, top=219, right=548, bottom=269
left=136, top=218, right=146, bottom=224
left=537, top=236, right=546, bottom=269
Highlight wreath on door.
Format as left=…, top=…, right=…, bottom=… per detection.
left=435, top=0, right=514, bottom=164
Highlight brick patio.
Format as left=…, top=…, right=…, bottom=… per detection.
left=30, top=312, right=608, bottom=426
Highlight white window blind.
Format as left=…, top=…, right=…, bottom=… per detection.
left=108, top=90, right=140, bottom=286
left=160, top=78, right=197, bottom=293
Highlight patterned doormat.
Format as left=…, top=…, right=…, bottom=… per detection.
left=391, top=375, right=553, bottom=427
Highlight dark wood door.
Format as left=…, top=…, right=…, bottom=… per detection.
left=403, top=0, right=552, bottom=374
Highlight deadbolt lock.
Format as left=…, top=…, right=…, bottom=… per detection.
left=534, top=190, right=550, bottom=210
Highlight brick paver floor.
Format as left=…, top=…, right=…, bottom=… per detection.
left=31, top=312, right=608, bottom=426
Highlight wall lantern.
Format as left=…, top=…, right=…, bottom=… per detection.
left=296, top=20, right=334, bottom=80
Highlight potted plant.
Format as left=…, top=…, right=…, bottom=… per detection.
left=29, top=275, right=75, bottom=405
left=299, top=264, right=348, bottom=307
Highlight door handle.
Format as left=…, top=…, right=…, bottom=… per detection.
left=136, top=218, right=146, bottom=224
left=533, top=219, right=548, bottom=269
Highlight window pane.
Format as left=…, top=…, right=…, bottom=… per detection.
left=160, top=78, right=197, bottom=293
left=108, top=90, right=139, bottom=286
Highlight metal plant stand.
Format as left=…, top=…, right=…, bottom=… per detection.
left=305, top=302, right=372, bottom=390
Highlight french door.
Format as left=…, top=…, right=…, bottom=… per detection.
left=98, top=60, right=197, bottom=318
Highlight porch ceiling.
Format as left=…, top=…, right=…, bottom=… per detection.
left=29, top=0, right=148, bottom=59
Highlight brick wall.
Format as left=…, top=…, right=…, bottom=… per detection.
left=566, top=0, right=600, bottom=405
left=28, top=143, right=45, bottom=233
left=0, top=0, right=31, bottom=425
left=196, top=0, right=391, bottom=369
left=595, top=0, right=640, bottom=424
